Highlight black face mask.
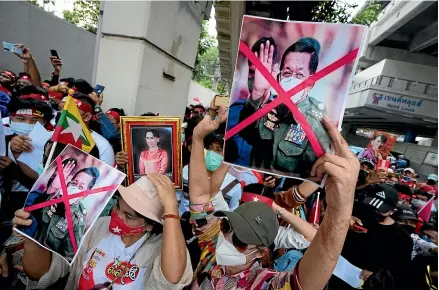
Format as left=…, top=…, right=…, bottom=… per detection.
left=375, top=211, right=388, bottom=223
left=357, top=170, right=368, bottom=186
left=400, top=224, right=415, bottom=235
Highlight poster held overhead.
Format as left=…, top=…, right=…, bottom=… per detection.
left=223, top=16, right=367, bottom=186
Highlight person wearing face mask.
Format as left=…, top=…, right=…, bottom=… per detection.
left=33, top=167, right=99, bottom=260
left=12, top=173, right=193, bottom=289
left=237, top=37, right=331, bottom=177
left=337, top=184, right=413, bottom=289
left=178, top=135, right=242, bottom=214
left=189, top=107, right=361, bottom=290
left=393, top=206, right=438, bottom=260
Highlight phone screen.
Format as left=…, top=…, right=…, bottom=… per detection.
left=50, top=49, right=59, bottom=59
left=94, top=84, right=105, bottom=95
left=3, top=42, right=22, bottom=55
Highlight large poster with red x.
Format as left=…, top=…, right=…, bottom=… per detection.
left=15, top=144, right=125, bottom=264
left=224, top=16, right=367, bottom=185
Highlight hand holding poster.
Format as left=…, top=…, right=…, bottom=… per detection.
left=15, top=144, right=125, bottom=264
left=224, top=16, right=367, bottom=185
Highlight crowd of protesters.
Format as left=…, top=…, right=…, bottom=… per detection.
left=0, top=43, right=436, bottom=290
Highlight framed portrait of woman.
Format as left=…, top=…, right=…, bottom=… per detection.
left=120, top=116, right=182, bottom=189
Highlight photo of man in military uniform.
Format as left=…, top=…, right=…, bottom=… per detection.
left=35, top=167, right=100, bottom=261
left=236, top=37, right=331, bottom=178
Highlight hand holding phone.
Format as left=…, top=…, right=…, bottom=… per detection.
left=352, top=223, right=368, bottom=233
left=94, top=84, right=105, bottom=95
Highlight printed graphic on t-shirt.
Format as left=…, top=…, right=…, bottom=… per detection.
left=105, top=258, right=140, bottom=285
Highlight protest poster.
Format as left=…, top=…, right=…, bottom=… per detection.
left=14, top=144, right=125, bottom=264
left=358, top=130, right=397, bottom=164
left=223, top=16, right=367, bottom=185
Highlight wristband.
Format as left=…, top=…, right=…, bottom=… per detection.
left=163, top=214, right=180, bottom=220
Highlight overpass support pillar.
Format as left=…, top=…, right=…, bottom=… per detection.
left=95, top=1, right=211, bottom=116
left=404, top=129, right=418, bottom=144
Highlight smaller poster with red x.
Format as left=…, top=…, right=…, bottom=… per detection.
left=15, top=144, right=125, bottom=264
left=224, top=16, right=367, bottom=186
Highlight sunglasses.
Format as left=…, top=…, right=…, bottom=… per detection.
left=220, top=218, right=257, bottom=253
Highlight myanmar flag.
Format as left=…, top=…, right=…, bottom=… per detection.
left=51, top=96, right=95, bottom=152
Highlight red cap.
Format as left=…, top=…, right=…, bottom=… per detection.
left=48, top=91, right=64, bottom=100
left=72, top=98, right=93, bottom=114
left=18, top=75, right=31, bottom=82
left=106, top=110, right=121, bottom=123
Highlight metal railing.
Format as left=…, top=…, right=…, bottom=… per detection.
left=350, top=75, right=438, bottom=97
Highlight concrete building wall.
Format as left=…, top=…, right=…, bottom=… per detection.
left=97, top=1, right=212, bottom=117
left=354, top=59, right=438, bottom=85
left=0, top=1, right=96, bottom=82
left=187, top=81, right=216, bottom=107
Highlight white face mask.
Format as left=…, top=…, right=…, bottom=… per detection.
left=10, top=121, right=35, bottom=136
left=279, top=77, right=308, bottom=104
left=67, top=185, right=82, bottom=204
left=215, top=232, right=258, bottom=266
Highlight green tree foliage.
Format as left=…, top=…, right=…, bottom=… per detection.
left=28, top=0, right=42, bottom=8
left=63, top=0, right=100, bottom=34
left=351, top=2, right=382, bottom=26
left=311, top=1, right=357, bottom=23
left=193, top=21, right=221, bottom=91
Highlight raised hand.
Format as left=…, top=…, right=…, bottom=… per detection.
left=252, top=40, right=274, bottom=100
left=311, top=116, right=359, bottom=215
left=14, top=44, right=32, bottom=64
left=50, top=56, right=63, bottom=74
left=116, top=151, right=129, bottom=168
left=193, top=105, right=227, bottom=141
left=147, top=173, right=177, bottom=211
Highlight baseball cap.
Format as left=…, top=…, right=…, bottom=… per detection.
left=214, top=202, right=279, bottom=247
left=118, top=176, right=164, bottom=224
left=394, top=205, right=418, bottom=221
left=363, top=184, right=398, bottom=213
left=404, top=168, right=415, bottom=174
left=359, top=158, right=375, bottom=169
left=428, top=174, right=438, bottom=182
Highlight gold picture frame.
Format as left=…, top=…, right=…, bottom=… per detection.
left=120, top=116, right=182, bottom=189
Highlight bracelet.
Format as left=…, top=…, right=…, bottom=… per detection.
left=292, top=186, right=306, bottom=205
left=163, top=214, right=180, bottom=220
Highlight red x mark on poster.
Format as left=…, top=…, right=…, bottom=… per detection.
left=24, top=157, right=118, bottom=252
left=225, top=40, right=360, bottom=157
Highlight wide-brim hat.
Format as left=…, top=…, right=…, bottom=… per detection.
left=118, top=176, right=164, bottom=224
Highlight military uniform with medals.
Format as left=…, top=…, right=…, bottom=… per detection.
left=36, top=201, right=86, bottom=260
left=239, top=95, right=331, bottom=177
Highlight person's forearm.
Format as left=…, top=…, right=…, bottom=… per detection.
left=298, top=207, right=352, bottom=289
left=280, top=210, right=317, bottom=242
left=161, top=205, right=186, bottom=284
left=298, top=181, right=319, bottom=199
left=49, top=73, right=59, bottom=86
left=210, top=162, right=230, bottom=197
left=189, top=136, right=210, bottom=204
left=23, top=61, right=30, bottom=74
left=29, top=58, right=42, bottom=85
left=23, top=238, right=52, bottom=280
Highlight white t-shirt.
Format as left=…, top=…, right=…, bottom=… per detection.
left=79, top=234, right=147, bottom=289
left=91, top=131, right=115, bottom=166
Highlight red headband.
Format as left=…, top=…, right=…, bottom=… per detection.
left=2, top=70, right=16, bottom=82
left=399, top=193, right=411, bottom=200
left=20, top=94, right=48, bottom=101
left=72, top=98, right=93, bottom=114
left=11, top=108, right=43, bottom=118
left=106, top=110, right=121, bottom=122
left=241, top=192, right=273, bottom=207
left=18, top=75, right=31, bottom=82
left=48, top=91, right=64, bottom=100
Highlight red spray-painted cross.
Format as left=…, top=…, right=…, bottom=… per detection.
left=24, top=157, right=118, bottom=252
left=225, top=40, right=359, bottom=158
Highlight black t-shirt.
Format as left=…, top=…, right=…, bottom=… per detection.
left=336, top=203, right=413, bottom=289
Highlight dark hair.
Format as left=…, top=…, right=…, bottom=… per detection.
left=107, top=108, right=126, bottom=116
left=47, top=158, right=78, bottom=188
left=193, top=104, right=205, bottom=111
left=70, top=167, right=100, bottom=189
left=7, top=97, right=53, bottom=124
left=204, top=134, right=223, bottom=150
left=373, top=134, right=388, bottom=144
left=42, top=80, right=51, bottom=85
left=17, top=84, right=48, bottom=98
left=137, top=212, right=163, bottom=235
left=60, top=78, right=75, bottom=88
left=73, top=79, right=93, bottom=95
left=251, top=37, right=278, bottom=64
left=421, top=223, right=437, bottom=233
left=141, top=112, right=158, bottom=116
left=280, top=37, right=320, bottom=74
left=145, top=129, right=160, bottom=138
